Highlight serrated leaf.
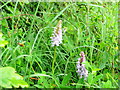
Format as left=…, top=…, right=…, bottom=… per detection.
left=10, top=79, right=28, bottom=88
left=0, top=67, right=28, bottom=88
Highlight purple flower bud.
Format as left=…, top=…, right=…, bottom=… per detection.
left=76, top=51, right=88, bottom=80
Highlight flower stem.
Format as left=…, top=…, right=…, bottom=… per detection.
left=52, top=46, right=57, bottom=75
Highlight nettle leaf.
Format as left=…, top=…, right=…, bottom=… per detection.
left=61, top=73, right=71, bottom=86
left=0, top=67, right=28, bottom=88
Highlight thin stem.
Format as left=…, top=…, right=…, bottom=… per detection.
left=52, top=46, right=57, bottom=75
left=112, top=58, right=114, bottom=77
left=30, top=61, right=36, bottom=74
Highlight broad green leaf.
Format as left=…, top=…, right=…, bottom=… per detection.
left=10, top=79, right=28, bottom=88
left=0, top=67, right=28, bottom=88
left=93, top=74, right=103, bottom=83
left=101, top=80, right=112, bottom=88
left=61, top=73, right=71, bottom=86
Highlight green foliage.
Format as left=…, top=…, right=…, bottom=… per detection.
left=1, top=1, right=119, bottom=88
left=0, top=67, right=28, bottom=88
left=101, top=80, right=113, bottom=88
left=28, top=72, right=72, bottom=88
left=0, top=32, right=8, bottom=47
left=61, top=73, right=71, bottom=86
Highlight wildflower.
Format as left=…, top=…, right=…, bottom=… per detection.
left=50, top=20, right=63, bottom=47
left=76, top=51, right=88, bottom=80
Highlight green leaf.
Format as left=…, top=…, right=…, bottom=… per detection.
left=82, top=61, right=92, bottom=69
left=61, top=73, right=71, bottom=86
left=101, top=80, right=112, bottom=88
left=92, top=68, right=101, bottom=74
left=10, top=79, right=28, bottom=88
left=0, top=32, right=8, bottom=47
left=93, top=74, right=103, bottom=83
left=1, top=19, right=8, bottom=27
left=76, top=78, right=84, bottom=88
left=87, top=73, right=93, bottom=85
left=52, top=75, right=60, bottom=87
left=0, top=32, right=3, bottom=38
left=59, top=85, right=71, bottom=88
left=0, top=40, right=8, bottom=47
left=31, top=72, right=52, bottom=88
left=0, top=67, right=28, bottom=88
left=34, top=84, right=44, bottom=88
left=43, top=78, right=50, bottom=88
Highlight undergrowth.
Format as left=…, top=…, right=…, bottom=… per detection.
left=0, top=1, right=119, bottom=88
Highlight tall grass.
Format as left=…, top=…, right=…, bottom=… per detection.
left=1, top=1, right=119, bottom=88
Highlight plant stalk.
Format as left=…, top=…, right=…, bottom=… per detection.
left=52, top=46, right=57, bottom=75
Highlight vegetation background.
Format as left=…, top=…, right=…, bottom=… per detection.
left=0, top=1, right=119, bottom=88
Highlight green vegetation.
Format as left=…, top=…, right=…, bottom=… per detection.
left=0, top=32, right=8, bottom=47
left=0, top=67, right=28, bottom=88
left=0, top=1, right=119, bottom=88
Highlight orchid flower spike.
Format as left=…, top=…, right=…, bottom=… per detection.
left=76, top=51, right=88, bottom=80
left=50, top=20, right=63, bottom=47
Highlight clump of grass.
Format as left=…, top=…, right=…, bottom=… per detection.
left=1, top=1, right=119, bottom=88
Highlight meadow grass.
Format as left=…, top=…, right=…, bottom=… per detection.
left=0, top=1, right=119, bottom=88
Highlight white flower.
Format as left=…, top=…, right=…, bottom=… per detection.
left=50, top=20, right=63, bottom=47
